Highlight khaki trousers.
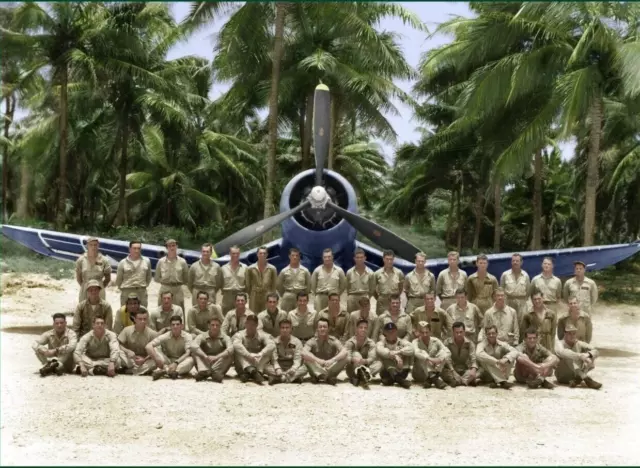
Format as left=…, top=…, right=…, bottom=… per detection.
left=477, top=354, right=514, bottom=384
left=194, top=354, right=233, bottom=376
left=120, top=287, right=148, bottom=307
left=556, top=358, right=595, bottom=384
left=411, top=356, right=447, bottom=383
left=35, top=350, right=75, bottom=373
left=155, top=351, right=195, bottom=375
left=234, top=352, right=271, bottom=375
left=314, top=293, right=329, bottom=313
left=221, top=290, right=243, bottom=316
left=74, top=354, right=120, bottom=375
left=439, top=297, right=456, bottom=312
left=506, top=297, right=528, bottom=324
left=280, top=291, right=302, bottom=313
left=305, top=356, right=348, bottom=378
left=264, top=361, right=308, bottom=381
left=375, top=295, right=391, bottom=316
left=441, top=366, right=483, bottom=386
left=345, top=352, right=382, bottom=378
left=119, top=351, right=156, bottom=376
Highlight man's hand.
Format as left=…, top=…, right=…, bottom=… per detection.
left=580, top=353, right=592, bottom=364
left=107, top=362, right=116, bottom=377
left=394, top=355, right=403, bottom=368
left=429, top=358, right=443, bottom=367
left=352, top=357, right=364, bottom=367
left=316, top=359, right=327, bottom=367
left=324, top=359, right=334, bottom=369
left=206, top=355, right=219, bottom=365
left=80, top=365, right=88, bottom=377
left=497, top=358, right=509, bottom=373
left=468, top=368, right=477, bottom=381
left=43, top=349, right=57, bottom=358
left=275, top=368, right=283, bottom=377
left=168, top=363, right=178, bottom=373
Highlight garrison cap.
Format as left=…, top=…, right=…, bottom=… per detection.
left=417, top=320, right=430, bottom=329
left=165, top=239, right=177, bottom=246
left=383, top=322, right=397, bottom=331
left=86, top=279, right=102, bottom=289
left=87, top=236, right=99, bottom=243
left=565, top=324, right=578, bottom=332
left=126, top=293, right=140, bottom=301
left=573, top=261, right=586, bottom=267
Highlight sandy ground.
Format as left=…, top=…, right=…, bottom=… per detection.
left=1, top=272, right=640, bottom=466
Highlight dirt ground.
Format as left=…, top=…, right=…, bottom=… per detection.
left=1, top=272, right=640, bottom=466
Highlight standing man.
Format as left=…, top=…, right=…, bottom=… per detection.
left=221, top=293, right=255, bottom=338
left=345, top=248, right=375, bottom=313
left=32, top=313, right=77, bottom=376
left=220, top=245, right=247, bottom=315
left=557, top=296, right=593, bottom=343
left=311, top=248, right=347, bottom=312
left=466, top=254, right=499, bottom=317
left=500, top=253, right=530, bottom=323
left=188, top=243, right=221, bottom=307
left=73, top=315, right=121, bottom=377
left=154, top=239, right=189, bottom=311
left=302, top=318, right=349, bottom=385
left=266, top=319, right=307, bottom=385
left=288, top=292, right=318, bottom=343
left=445, top=288, right=483, bottom=343
left=190, top=317, right=234, bottom=383
left=376, top=322, right=413, bottom=389
left=75, top=236, right=112, bottom=302
left=515, top=327, right=558, bottom=389
left=529, top=257, right=563, bottom=316
left=411, top=321, right=450, bottom=389
left=555, top=324, right=602, bottom=389
left=373, top=250, right=404, bottom=316
left=146, top=315, right=194, bottom=380
left=521, top=291, right=557, bottom=351
left=476, top=325, right=519, bottom=389
left=115, top=240, right=152, bottom=307
left=257, top=293, right=288, bottom=337
left=233, top=314, right=275, bottom=384
left=317, top=292, right=349, bottom=341
left=186, top=291, right=224, bottom=335
left=478, top=288, right=519, bottom=346
left=245, top=246, right=278, bottom=314
left=344, top=319, right=381, bottom=388
left=149, top=291, right=184, bottom=334
left=117, top=309, right=158, bottom=376
left=410, top=292, right=452, bottom=341
left=563, top=261, right=598, bottom=316
left=346, top=296, right=377, bottom=339
left=113, top=293, right=147, bottom=335
left=404, top=252, right=436, bottom=314
left=441, top=322, right=480, bottom=387
left=436, top=251, right=468, bottom=311
left=72, top=280, right=113, bottom=338
left=277, top=248, right=311, bottom=312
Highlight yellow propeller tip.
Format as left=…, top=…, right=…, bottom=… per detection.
left=315, top=84, right=329, bottom=92
left=211, top=249, right=218, bottom=259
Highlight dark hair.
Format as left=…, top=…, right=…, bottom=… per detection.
left=452, top=321, right=466, bottom=331
left=297, top=292, right=308, bottom=299
left=93, top=314, right=106, bottom=323
left=354, top=248, right=366, bottom=256
left=485, top=325, right=497, bottom=334
left=52, top=313, right=66, bottom=321
left=390, top=294, right=401, bottom=302
left=455, top=287, right=466, bottom=296
left=316, top=317, right=329, bottom=326
left=266, top=292, right=279, bottom=301
left=235, top=292, right=248, bottom=301
left=328, top=292, right=340, bottom=300
left=356, top=319, right=369, bottom=327
left=279, top=319, right=292, bottom=327
left=245, top=314, right=258, bottom=324
left=382, top=249, right=395, bottom=257
left=525, top=327, right=538, bottom=337
left=197, top=291, right=209, bottom=299
left=208, top=317, right=221, bottom=325
left=170, top=315, right=183, bottom=324
left=134, top=310, right=148, bottom=318
left=358, top=296, right=370, bottom=306
left=129, top=240, right=142, bottom=248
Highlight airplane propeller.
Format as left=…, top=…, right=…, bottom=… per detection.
left=212, top=83, right=421, bottom=261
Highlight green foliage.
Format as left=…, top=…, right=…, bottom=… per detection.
left=591, top=259, right=640, bottom=305
left=0, top=237, right=74, bottom=280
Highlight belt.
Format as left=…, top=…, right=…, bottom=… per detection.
left=162, top=283, right=182, bottom=287
left=299, top=336, right=314, bottom=341
left=193, top=285, right=215, bottom=289
left=348, top=292, right=368, bottom=296
left=223, top=290, right=242, bottom=294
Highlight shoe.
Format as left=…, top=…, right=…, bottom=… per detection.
left=39, top=362, right=54, bottom=377
left=211, top=373, right=224, bottom=383
left=268, top=376, right=278, bottom=386
left=489, top=382, right=498, bottom=388
left=152, top=369, right=165, bottom=381
left=253, top=372, right=265, bottom=385
left=527, top=377, right=544, bottom=389
left=500, top=381, right=514, bottom=389
left=569, top=378, right=582, bottom=388
left=55, top=364, right=65, bottom=376
left=397, top=379, right=411, bottom=389
left=448, top=380, right=459, bottom=388
left=468, top=378, right=479, bottom=387
left=293, top=377, right=303, bottom=384
left=433, top=377, right=447, bottom=390
left=422, top=380, right=432, bottom=389
left=195, top=371, right=210, bottom=382
left=326, top=376, right=337, bottom=386
left=583, top=377, right=602, bottom=390
left=309, top=375, right=319, bottom=384
left=168, top=371, right=178, bottom=380
left=350, top=377, right=359, bottom=387
left=93, top=366, right=107, bottom=376
left=541, top=379, right=555, bottom=389
left=239, top=373, right=249, bottom=383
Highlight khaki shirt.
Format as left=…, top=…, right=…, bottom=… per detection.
left=72, top=300, right=114, bottom=337
left=557, top=312, right=592, bottom=343
left=76, top=253, right=111, bottom=288
left=186, top=304, right=224, bottom=335
left=562, top=277, right=598, bottom=311
left=443, top=337, right=478, bottom=373
left=220, top=263, right=247, bottom=292
left=555, top=339, right=599, bottom=362
left=191, top=331, right=233, bottom=358
left=113, top=305, right=149, bottom=335
left=149, top=305, right=184, bottom=332
left=154, top=256, right=189, bottom=286
left=257, top=308, right=289, bottom=337
left=466, top=273, right=499, bottom=305
left=516, top=342, right=553, bottom=364
left=436, top=268, right=468, bottom=298
left=344, top=336, right=377, bottom=363
left=32, top=328, right=77, bottom=356
left=118, top=325, right=158, bottom=357
left=410, top=306, right=452, bottom=340
left=375, top=337, right=414, bottom=364
left=500, top=269, right=530, bottom=298
left=476, top=338, right=519, bottom=362
left=246, top=262, right=277, bottom=297
left=403, top=269, right=436, bottom=298
left=303, top=335, right=343, bottom=360
left=277, top=265, right=311, bottom=297
left=347, top=309, right=378, bottom=339
left=376, top=312, right=412, bottom=341
left=272, top=336, right=303, bottom=370
left=412, top=336, right=451, bottom=362
left=188, top=260, right=221, bottom=291
left=74, top=329, right=120, bottom=362
left=149, top=331, right=192, bottom=360
left=116, top=256, right=152, bottom=289
left=288, top=308, right=318, bottom=340
left=529, top=274, right=562, bottom=304
left=445, top=302, right=483, bottom=339
left=345, top=266, right=375, bottom=296
left=374, top=267, right=404, bottom=296
left=232, top=329, right=275, bottom=358
left=317, top=308, right=349, bottom=341
left=521, top=307, right=557, bottom=348
left=221, top=310, right=255, bottom=338
left=311, top=265, right=347, bottom=295
left=478, top=305, right=519, bottom=345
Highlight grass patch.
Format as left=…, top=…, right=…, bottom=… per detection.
left=0, top=237, right=74, bottom=281
left=591, top=259, right=640, bottom=305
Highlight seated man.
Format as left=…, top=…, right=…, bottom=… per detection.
left=515, top=327, right=558, bottom=389
left=72, top=280, right=114, bottom=338
left=344, top=319, right=381, bottom=388
left=149, top=291, right=184, bottom=334
left=410, top=292, right=452, bottom=340
left=117, top=309, right=158, bottom=376
left=288, top=292, right=318, bottom=343
left=411, top=321, right=450, bottom=389
left=302, top=318, right=349, bottom=385
left=257, top=293, right=288, bottom=337
left=186, top=291, right=224, bottom=335
left=32, top=313, right=78, bottom=377
left=441, top=321, right=480, bottom=387
left=113, top=293, right=148, bottom=334
left=146, top=315, right=194, bottom=380
left=346, top=296, right=377, bottom=339
left=555, top=324, right=602, bottom=389
left=73, top=315, right=121, bottom=377
left=317, top=292, right=349, bottom=341
left=375, top=322, right=413, bottom=389
left=266, top=319, right=307, bottom=385
left=233, top=314, right=275, bottom=384
left=478, top=289, right=519, bottom=346
left=222, top=292, right=255, bottom=338
left=191, top=317, right=234, bottom=383
left=476, top=325, right=519, bottom=389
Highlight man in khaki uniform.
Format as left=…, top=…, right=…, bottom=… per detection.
left=345, top=248, right=375, bottom=312
left=515, top=327, right=558, bottom=389
left=188, top=243, right=221, bottom=306
left=466, top=254, right=499, bottom=316
left=75, top=236, right=112, bottom=302
left=220, top=246, right=248, bottom=315
left=245, top=246, right=278, bottom=313
left=410, top=292, right=452, bottom=341
left=33, top=313, right=77, bottom=376
left=445, top=288, right=483, bottom=343
left=404, top=252, right=436, bottom=314
left=72, top=280, right=113, bottom=338
left=500, top=253, right=531, bottom=323
left=149, top=291, right=184, bottom=334
left=436, top=251, right=468, bottom=311
left=476, top=325, right=518, bottom=389
left=146, top=315, right=194, bottom=380
left=555, top=324, right=602, bottom=389
left=117, top=309, right=158, bottom=376
left=557, top=296, right=593, bottom=343
left=346, top=296, right=377, bottom=339
left=478, top=288, right=519, bottom=346
left=221, top=292, right=255, bottom=338
left=317, top=292, right=349, bottom=341
left=303, top=318, right=349, bottom=385
left=521, top=292, right=557, bottom=351
left=191, top=317, right=234, bottom=382
left=257, top=293, right=288, bottom=337
left=562, top=261, right=598, bottom=315
left=344, top=319, right=381, bottom=388
left=441, top=321, right=480, bottom=387
left=154, top=239, right=189, bottom=311
left=373, top=249, right=404, bottom=316
left=412, top=321, right=450, bottom=389
left=311, top=248, right=347, bottom=312
left=233, top=314, right=275, bottom=384
left=186, top=291, right=224, bottom=335
left=113, top=293, right=148, bottom=335
left=288, top=292, right=318, bottom=343
left=375, top=294, right=412, bottom=341
left=276, top=248, right=311, bottom=312
left=529, top=257, right=563, bottom=316
left=376, top=322, right=413, bottom=388
left=115, top=240, right=152, bottom=307
left=266, top=319, right=307, bottom=385
left=73, top=315, right=121, bottom=377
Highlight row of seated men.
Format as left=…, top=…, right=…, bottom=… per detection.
left=33, top=289, right=602, bottom=390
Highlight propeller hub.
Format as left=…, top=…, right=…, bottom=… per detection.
left=308, top=185, right=329, bottom=210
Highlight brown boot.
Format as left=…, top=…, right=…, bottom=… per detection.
left=583, top=376, right=602, bottom=390
left=433, top=377, right=447, bottom=390
left=527, top=377, right=544, bottom=389
left=569, top=377, right=583, bottom=388
left=195, top=371, right=210, bottom=382
left=397, top=379, right=412, bottom=389
left=211, top=373, right=224, bottom=383
left=499, top=381, right=514, bottom=389
left=541, top=379, right=555, bottom=389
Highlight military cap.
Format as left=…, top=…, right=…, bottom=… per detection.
left=86, top=279, right=102, bottom=289
left=417, top=320, right=431, bottom=329
left=383, top=322, right=397, bottom=331
left=126, top=293, right=140, bottom=301
left=573, top=260, right=586, bottom=267
left=165, top=239, right=177, bottom=246
left=87, top=236, right=99, bottom=243
left=565, top=324, right=578, bottom=332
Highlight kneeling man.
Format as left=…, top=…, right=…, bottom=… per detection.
left=73, top=315, right=121, bottom=377
left=303, top=318, right=349, bottom=385
left=32, top=313, right=77, bottom=376
left=191, top=317, right=234, bottom=382
left=146, top=315, right=194, bottom=380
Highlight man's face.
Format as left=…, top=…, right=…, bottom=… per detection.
left=477, top=259, right=488, bottom=273
left=574, top=264, right=585, bottom=278
left=297, top=295, right=309, bottom=309
left=568, top=298, right=579, bottom=314
left=419, top=327, right=431, bottom=341
left=359, top=301, right=370, bottom=315
left=134, top=312, right=148, bottom=327
left=328, top=295, right=340, bottom=311
left=356, top=322, right=368, bottom=338
left=245, top=319, right=258, bottom=335
left=452, top=326, right=465, bottom=342
left=235, top=295, right=247, bottom=311
left=456, top=292, right=467, bottom=307
left=415, top=255, right=426, bottom=269
left=267, top=296, right=278, bottom=312
left=448, top=254, right=458, bottom=268
left=511, top=255, right=522, bottom=270
left=495, top=292, right=506, bottom=308
left=322, top=252, right=333, bottom=266
left=53, top=318, right=67, bottom=334
left=383, top=254, right=394, bottom=269
left=532, top=294, right=543, bottom=309
left=161, top=293, right=172, bottom=308
left=289, top=251, right=300, bottom=265
left=525, top=333, right=538, bottom=349
left=87, top=286, right=100, bottom=302
left=317, top=321, right=329, bottom=338
left=170, top=320, right=182, bottom=335
left=197, top=294, right=208, bottom=309
left=424, top=294, right=435, bottom=309
left=390, top=299, right=400, bottom=313
left=230, top=248, right=240, bottom=263
left=201, top=246, right=212, bottom=262
left=257, top=249, right=268, bottom=262
left=486, top=328, right=497, bottom=344
left=564, top=330, right=577, bottom=346
left=129, top=243, right=141, bottom=259
left=127, top=300, right=140, bottom=314
left=87, top=241, right=99, bottom=256
left=166, top=242, right=177, bottom=255
left=384, top=328, right=398, bottom=342
left=209, top=320, right=221, bottom=336
left=93, top=318, right=106, bottom=334
left=354, top=253, right=365, bottom=267
left=279, top=322, right=292, bottom=339
left=542, top=259, right=553, bottom=274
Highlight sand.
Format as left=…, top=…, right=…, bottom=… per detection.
left=1, top=272, right=640, bottom=465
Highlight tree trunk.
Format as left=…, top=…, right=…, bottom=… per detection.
left=298, top=100, right=305, bottom=164
left=456, top=185, right=463, bottom=252
left=445, top=188, right=455, bottom=246
left=328, top=97, right=336, bottom=170
left=55, top=66, right=70, bottom=230
left=263, top=2, right=286, bottom=223
left=493, top=181, right=501, bottom=252
left=2, top=96, right=14, bottom=222
left=114, top=122, right=130, bottom=226
left=583, top=96, right=603, bottom=246
left=531, top=149, right=543, bottom=249
left=16, top=156, right=31, bottom=219
left=302, top=90, right=314, bottom=168
left=472, top=187, right=484, bottom=250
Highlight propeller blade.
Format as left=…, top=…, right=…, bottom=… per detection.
left=213, top=201, right=311, bottom=256
left=327, top=201, right=421, bottom=261
left=313, top=83, right=330, bottom=186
